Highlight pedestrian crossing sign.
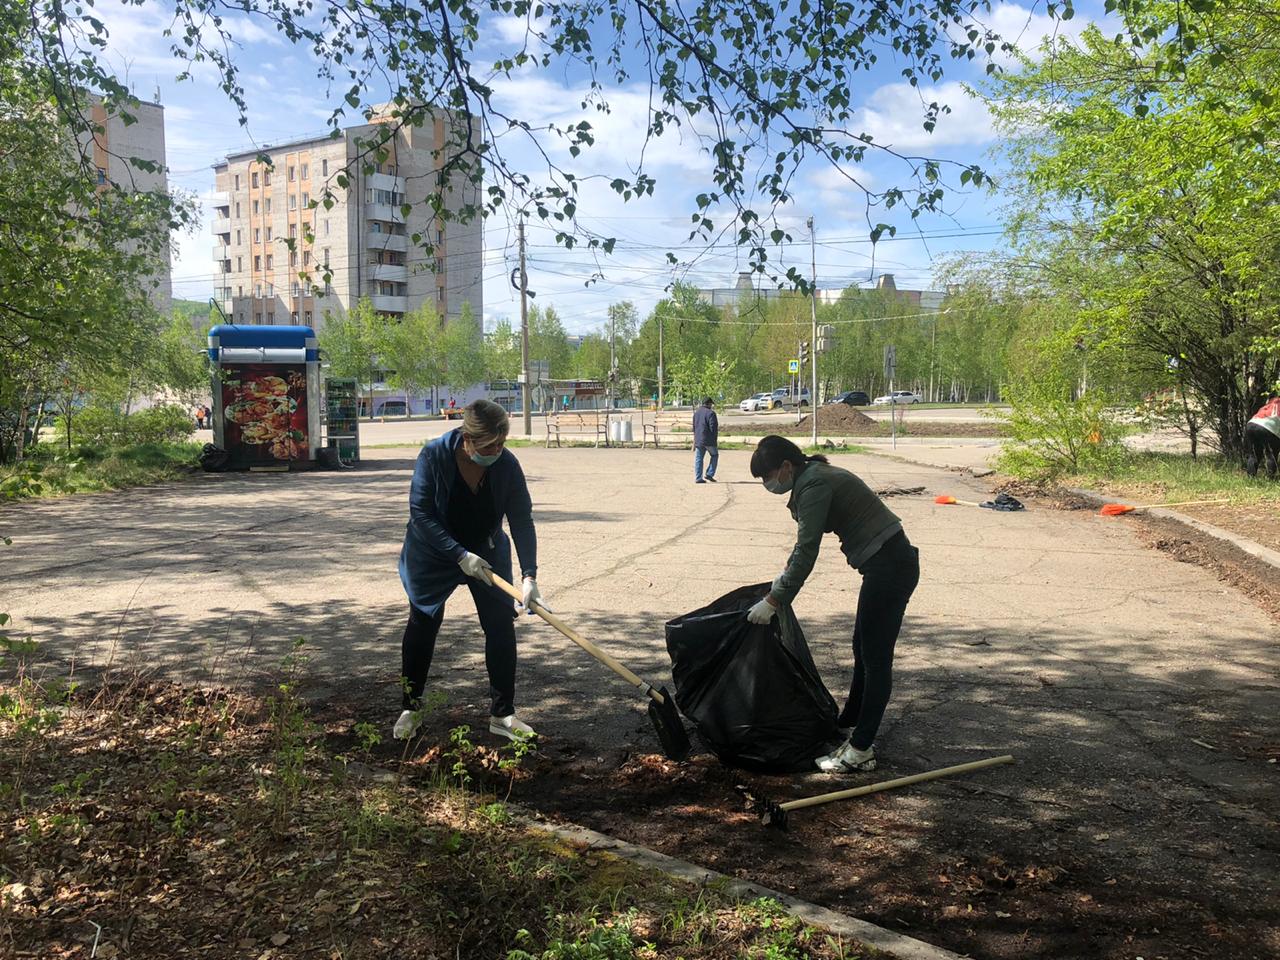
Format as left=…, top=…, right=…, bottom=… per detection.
left=788, top=359, right=799, bottom=373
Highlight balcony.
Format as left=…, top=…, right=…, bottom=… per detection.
left=366, top=203, right=405, bottom=224
left=213, top=213, right=231, bottom=233
left=213, top=244, right=230, bottom=262
left=369, top=263, right=408, bottom=283
left=367, top=231, right=408, bottom=253
left=370, top=294, right=407, bottom=313
left=368, top=172, right=405, bottom=194
left=209, top=190, right=229, bottom=207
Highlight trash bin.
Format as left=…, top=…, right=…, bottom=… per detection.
left=618, top=419, right=634, bottom=443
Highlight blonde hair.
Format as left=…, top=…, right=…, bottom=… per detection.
left=462, top=399, right=510, bottom=448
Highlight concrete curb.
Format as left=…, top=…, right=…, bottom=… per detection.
left=1066, top=487, right=1280, bottom=571
left=515, top=808, right=966, bottom=960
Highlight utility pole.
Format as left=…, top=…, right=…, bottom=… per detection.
left=608, top=307, right=616, bottom=410
left=809, top=216, right=818, bottom=448
left=657, top=312, right=664, bottom=410
left=518, top=216, right=531, bottom=436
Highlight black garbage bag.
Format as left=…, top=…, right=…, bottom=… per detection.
left=199, top=443, right=230, bottom=472
left=664, top=583, right=839, bottom=772
left=980, top=491, right=1025, bottom=512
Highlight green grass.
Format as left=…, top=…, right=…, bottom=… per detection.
left=0, top=668, right=865, bottom=960
left=0, top=441, right=202, bottom=501
left=1064, top=450, right=1280, bottom=505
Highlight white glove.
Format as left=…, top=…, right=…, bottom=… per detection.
left=521, top=577, right=550, bottom=613
left=746, top=597, right=777, bottom=625
left=458, top=551, right=493, bottom=584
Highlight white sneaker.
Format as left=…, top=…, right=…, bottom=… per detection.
left=489, top=714, right=536, bottom=742
left=816, top=741, right=876, bottom=773
left=392, top=709, right=420, bottom=740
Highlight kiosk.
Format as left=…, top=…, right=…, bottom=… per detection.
left=208, top=325, right=321, bottom=469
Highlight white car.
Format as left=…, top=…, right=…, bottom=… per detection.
left=872, top=390, right=922, bottom=405
left=739, top=392, right=773, bottom=412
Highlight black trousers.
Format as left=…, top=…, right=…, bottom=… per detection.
left=400, top=581, right=517, bottom=717
left=838, top=530, right=920, bottom=750
left=1245, top=422, right=1280, bottom=479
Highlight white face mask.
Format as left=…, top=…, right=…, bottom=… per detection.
left=763, top=466, right=793, bottom=495
left=465, top=438, right=503, bottom=466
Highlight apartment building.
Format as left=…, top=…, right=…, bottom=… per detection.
left=698, top=271, right=944, bottom=311
left=84, top=95, right=173, bottom=313
left=211, top=106, right=483, bottom=329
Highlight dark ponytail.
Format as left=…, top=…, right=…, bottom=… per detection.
left=749, top=435, right=828, bottom=478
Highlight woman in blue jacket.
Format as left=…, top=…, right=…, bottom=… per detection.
left=393, top=399, right=545, bottom=742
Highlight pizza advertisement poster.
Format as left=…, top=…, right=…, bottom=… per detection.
left=220, top=364, right=310, bottom=463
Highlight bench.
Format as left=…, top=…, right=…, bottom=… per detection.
left=642, top=411, right=694, bottom=449
left=545, top=410, right=607, bottom=448
left=440, top=408, right=463, bottom=420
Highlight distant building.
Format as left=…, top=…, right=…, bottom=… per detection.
left=210, top=104, right=483, bottom=329
left=83, top=95, right=172, bottom=314
left=697, top=271, right=943, bottom=312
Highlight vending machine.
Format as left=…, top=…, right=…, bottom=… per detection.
left=207, top=325, right=321, bottom=469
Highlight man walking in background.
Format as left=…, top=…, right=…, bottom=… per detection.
left=693, top=396, right=719, bottom=484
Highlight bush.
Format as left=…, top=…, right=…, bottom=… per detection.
left=995, top=377, right=1129, bottom=480
left=54, top=404, right=194, bottom=447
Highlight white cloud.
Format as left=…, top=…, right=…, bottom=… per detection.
left=858, top=81, right=995, bottom=151
left=954, top=2, right=1098, bottom=67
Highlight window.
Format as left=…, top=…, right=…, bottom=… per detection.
left=300, top=163, right=308, bottom=179
left=251, top=172, right=259, bottom=188
left=324, top=282, right=332, bottom=296
left=263, top=170, right=271, bottom=185
left=291, top=282, right=300, bottom=297
left=265, top=254, right=273, bottom=270
left=235, top=202, right=241, bottom=218
left=302, top=192, right=309, bottom=207
left=235, top=229, right=241, bottom=245
left=237, top=285, right=243, bottom=296
left=96, top=167, right=106, bottom=184
left=252, top=199, right=260, bottom=215
left=437, top=229, right=444, bottom=245
left=267, top=311, right=274, bottom=323
left=289, top=251, right=297, bottom=267
left=253, top=228, right=260, bottom=243
left=267, top=283, right=274, bottom=296
left=321, top=159, right=328, bottom=176
left=236, top=257, right=242, bottom=272
left=234, top=174, right=240, bottom=190
left=265, top=197, right=272, bottom=213
left=237, top=312, right=244, bottom=322
left=254, top=283, right=261, bottom=297
left=303, top=251, right=311, bottom=267
left=253, top=255, right=262, bottom=271
left=291, top=311, right=298, bottom=322
left=287, top=165, right=295, bottom=182
left=265, top=226, right=272, bottom=242
left=289, top=194, right=297, bottom=210
left=304, top=310, right=312, bottom=323
left=289, top=223, right=297, bottom=238
left=255, top=312, right=262, bottom=323
left=323, top=219, right=330, bottom=237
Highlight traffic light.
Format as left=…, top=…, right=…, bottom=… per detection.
left=799, top=340, right=809, bottom=364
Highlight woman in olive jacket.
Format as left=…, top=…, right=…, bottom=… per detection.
left=747, top=435, right=920, bottom=773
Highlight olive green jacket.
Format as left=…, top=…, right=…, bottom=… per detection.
left=770, top=461, right=903, bottom=605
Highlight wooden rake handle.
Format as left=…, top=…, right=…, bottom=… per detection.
left=487, top=572, right=667, bottom=705
left=782, top=754, right=1015, bottom=812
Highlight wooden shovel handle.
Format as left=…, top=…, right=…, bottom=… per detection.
left=781, top=754, right=1014, bottom=812
left=487, top=572, right=666, bottom=705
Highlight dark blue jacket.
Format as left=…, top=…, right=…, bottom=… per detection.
left=398, top=428, right=537, bottom=616
left=693, top=405, right=718, bottom=446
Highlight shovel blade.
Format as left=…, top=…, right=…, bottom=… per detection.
left=648, top=687, right=691, bottom=762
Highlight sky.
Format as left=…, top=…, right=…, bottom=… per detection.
left=91, top=0, right=1105, bottom=334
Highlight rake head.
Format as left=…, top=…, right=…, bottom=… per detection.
left=934, top=495, right=958, bottom=505
left=1099, top=503, right=1136, bottom=516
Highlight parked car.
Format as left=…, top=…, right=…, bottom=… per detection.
left=831, top=390, right=871, bottom=406
left=771, top=387, right=811, bottom=408
left=871, top=391, right=922, bottom=406
left=376, top=400, right=409, bottom=416
left=739, top=392, right=773, bottom=412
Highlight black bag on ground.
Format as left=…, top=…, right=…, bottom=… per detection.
left=664, top=583, right=839, bottom=772
left=199, top=443, right=230, bottom=472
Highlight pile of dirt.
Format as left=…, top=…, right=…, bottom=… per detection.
left=803, top=404, right=878, bottom=431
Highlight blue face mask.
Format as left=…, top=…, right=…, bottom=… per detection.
left=470, top=451, right=501, bottom=467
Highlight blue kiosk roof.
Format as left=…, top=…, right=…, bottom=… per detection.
left=209, top=324, right=316, bottom=348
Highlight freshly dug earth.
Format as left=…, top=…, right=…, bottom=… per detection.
left=721, top=405, right=1008, bottom=438
left=1174, top=500, right=1280, bottom=555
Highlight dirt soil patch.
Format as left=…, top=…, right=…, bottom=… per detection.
left=723, top=406, right=1008, bottom=439
left=1172, top=501, right=1280, bottom=555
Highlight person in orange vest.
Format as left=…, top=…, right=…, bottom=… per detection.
left=1245, top=396, right=1280, bottom=479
